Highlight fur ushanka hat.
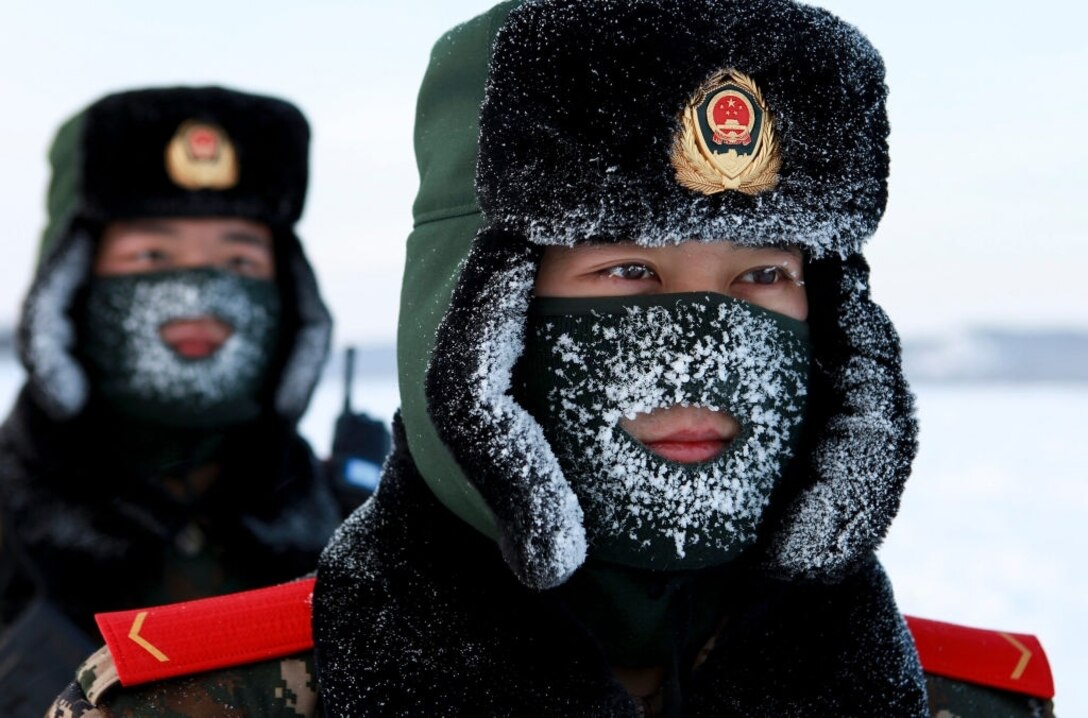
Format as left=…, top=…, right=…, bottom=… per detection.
left=19, top=86, right=331, bottom=425
left=400, top=0, right=917, bottom=590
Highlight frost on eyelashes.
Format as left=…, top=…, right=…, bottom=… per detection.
left=527, top=298, right=809, bottom=565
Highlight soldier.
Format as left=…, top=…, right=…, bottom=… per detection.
left=49, top=1, right=1056, bottom=716
left=0, top=86, right=387, bottom=716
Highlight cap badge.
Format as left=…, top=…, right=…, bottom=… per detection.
left=671, top=69, right=780, bottom=196
left=165, top=121, right=239, bottom=191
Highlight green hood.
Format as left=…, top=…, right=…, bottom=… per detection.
left=397, top=2, right=520, bottom=542
left=40, top=112, right=86, bottom=264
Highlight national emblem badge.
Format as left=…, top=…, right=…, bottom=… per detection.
left=671, top=69, right=780, bottom=196
left=165, top=120, right=239, bottom=191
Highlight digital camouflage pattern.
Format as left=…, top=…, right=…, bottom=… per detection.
left=924, top=675, right=1055, bottom=718
left=47, top=649, right=1054, bottom=717
left=47, top=647, right=319, bottom=718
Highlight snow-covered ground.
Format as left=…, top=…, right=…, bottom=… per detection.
left=879, top=384, right=1085, bottom=715
left=0, top=360, right=1082, bottom=714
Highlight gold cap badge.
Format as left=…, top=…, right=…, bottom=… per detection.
left=671, top=69, right=780, bottom=196
left=165, top=121, right=239, bottom=191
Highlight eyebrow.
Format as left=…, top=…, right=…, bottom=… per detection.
left=123, top=220, right=180, bottom=236
left=222, top=231, right=273, bottom=249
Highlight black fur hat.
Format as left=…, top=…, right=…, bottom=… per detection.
left=41, top=86, right=308, bottom=257
left=412, top=0, right=916, bottom=590
left=478, top=0, right=889, bottom=257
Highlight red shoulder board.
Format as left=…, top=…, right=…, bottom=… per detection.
left=905, top=615, right=1054, bottom=700
left=95, top=577, right=316, bottom=687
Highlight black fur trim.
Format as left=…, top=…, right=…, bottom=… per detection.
left=273, top=237, right=332, bottom=422
left=18, top=232, right=93, bottom=419
left=74, top=86, right=308, bottom=231
left=426, top=229, right=586, bottom=589
left=478, top=0, right=888, bottom=257
left=426, top=224, right=915, bottom=584
left=314, top=421, right=927, bottom=716
left=762, top=254, right=918, bottom=579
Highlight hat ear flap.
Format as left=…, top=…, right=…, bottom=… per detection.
left=426, top=228, right=586, bottom=590
left=18, top=231, right=94, bottom=420
left=274, top=237, right=332, bottom=422
left=766, top=254, right=918, bottom=580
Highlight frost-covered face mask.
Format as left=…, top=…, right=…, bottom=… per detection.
left=515, top=292, right=810, bottom=571
left=78, top=268, right=281, bottom=429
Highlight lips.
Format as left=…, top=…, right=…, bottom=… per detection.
left=159, top=317, right=233, bottom=359
left=643, top=429, right=732, bottom=464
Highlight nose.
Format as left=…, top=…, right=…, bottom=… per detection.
left=172, top=248, right=218, bottom=270
left=665, top=268, right=730, bottom=295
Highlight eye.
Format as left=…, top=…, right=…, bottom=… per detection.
left=603, top=263, right=657, bottom=281
left=226, top=256, right=255, bottom=271
left=223, top=253, right=274, bottom=278
left=133, top=249, right=169, bottom=264
left=737, top=266, right=789, bottom=285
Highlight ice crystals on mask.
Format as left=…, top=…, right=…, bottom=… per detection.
left=83, top=270, right=279, bottom=414
left=525, top=296, right=810, bottom=567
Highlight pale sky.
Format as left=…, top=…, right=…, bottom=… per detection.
left=2, top=0, right=1085, bottom=343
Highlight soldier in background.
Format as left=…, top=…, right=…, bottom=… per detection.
left=0, top=86, right=385, bottom=716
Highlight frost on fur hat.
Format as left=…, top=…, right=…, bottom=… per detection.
left=477, top=0, right=889, bottom=257
left=419, top=0, right=915, bottom=590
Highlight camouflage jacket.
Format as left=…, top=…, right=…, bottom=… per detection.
left=49, top=647, right=319, bottom=718
left=49, top=646, right=1054, bottom=718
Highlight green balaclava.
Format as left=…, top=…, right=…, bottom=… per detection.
left=515, top=293, right=810, bottom=570
left=78, top=268, right=281, bottom=429
left=513, top=291, right=811, bottom=666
